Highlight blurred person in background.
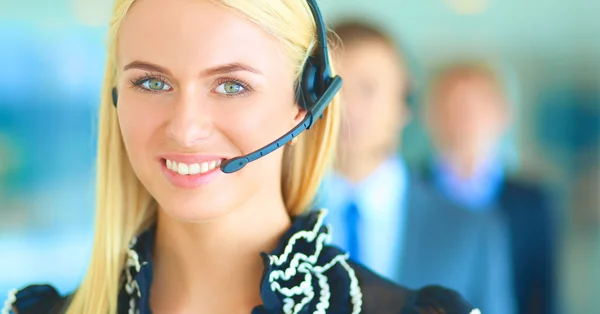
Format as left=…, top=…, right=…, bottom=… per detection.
left=316, top=20, right=412, bottom=280
left=2, top=0, right=478, bottom=313
left=423, top=62, right=556, bottom=314
left=316, top=19, right=506, bottom=313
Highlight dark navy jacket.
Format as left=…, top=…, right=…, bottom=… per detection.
left=500, top=179, right=556, bottom=314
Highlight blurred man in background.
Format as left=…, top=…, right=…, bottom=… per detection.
left=317, top=20, right=516, bottom=314
left=423, top=62, right=556, bottom=314
left=317, top=20, right=411, bottom=281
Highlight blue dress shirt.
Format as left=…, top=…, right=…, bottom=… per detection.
left=317, top=157, right=407, bottom=281
left=432, top=154, right=505, bottom=210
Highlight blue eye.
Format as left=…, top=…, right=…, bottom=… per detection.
left=215, top=82, right=245, bottom=95
left=141, top=78, right=171, bottom=91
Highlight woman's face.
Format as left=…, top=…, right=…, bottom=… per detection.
left=116, top=0, right=304, bottom=222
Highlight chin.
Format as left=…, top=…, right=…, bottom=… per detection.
left=156, top=193, right=234, bottom=223
left=141, top=163, right=236, bottom=222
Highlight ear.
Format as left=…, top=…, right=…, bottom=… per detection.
left=497, top=99, right=514, bottom=132
left=420, top=101, right=438, bottom=137
left=292, top=104, right=308, bottom=126
left=399, top=105, right=412, bottom=130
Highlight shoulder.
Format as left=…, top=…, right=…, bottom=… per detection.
left=350, top=261, right=479, bottom=314
left=402, top=285, right=481, bottom=314
left=502, top=177, right=550, bottom=201
left=501, top=177, right=554, bottom=217
left=404, top=166, right=440, bottom=199
left=2, top=284, right=71, bottom=314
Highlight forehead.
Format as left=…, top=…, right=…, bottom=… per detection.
left=438, top=74, right=502, bottom=100
left=338, top=39, right=405, bottom=78
left=117, top=0, right=286, bottom=74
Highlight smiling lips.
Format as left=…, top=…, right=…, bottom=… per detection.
left=165, top=158, right=223, bottom=175
left=159, top=153, right=228, bottom=189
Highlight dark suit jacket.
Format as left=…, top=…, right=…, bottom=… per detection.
left=499, top=179, right=557, bottom=314
left=397, top=171, right=516, bottom=314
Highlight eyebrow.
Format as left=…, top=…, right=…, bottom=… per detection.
left=123, top=61, right=172, bottom=76
left=123, top=61, right=262, bottom=77
left=201, top=62, right=263, bottom=76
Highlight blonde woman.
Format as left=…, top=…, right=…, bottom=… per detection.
left=3, top=0, right=479, bottom=313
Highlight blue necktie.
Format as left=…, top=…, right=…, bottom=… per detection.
left=344, top=200, right=361, bottom=262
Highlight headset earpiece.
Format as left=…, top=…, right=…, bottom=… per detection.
left=297, top=58, right=315, bottom=110
left=298, top=54, right=327, bottom=111
left=112, top=87, right=119, bottom=107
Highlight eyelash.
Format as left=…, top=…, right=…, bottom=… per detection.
left=129, top=72, right=252, bottom=97
left=130, top=72, right=172, bottom=94
left=213, top=76, right=252, bottom=98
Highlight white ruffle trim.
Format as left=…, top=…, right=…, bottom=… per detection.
left=125, top=236, right=144, bottom=314
left=1, top=289, right=18, bottom=314
left=121, top=210, right=364, bottom=314
left=268, top=210, right=363, bottom=314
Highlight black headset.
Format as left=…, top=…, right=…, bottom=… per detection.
left=112, top=0, right=342, bottom=174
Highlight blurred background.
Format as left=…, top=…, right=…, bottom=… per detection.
left=0, top=0, right=599, bottom=313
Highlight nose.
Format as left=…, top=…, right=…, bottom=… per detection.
left=166, top=90, right=213, bottom=148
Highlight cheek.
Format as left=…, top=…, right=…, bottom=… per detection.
left=216, top=93, right=295, bottom=154
left=441, top=105, right=466, bottom=129
left=117, top=101, right=165, bottom=167
left=342, top=93, right=377, bottom=131
left=211, top=93, right=294, bottom=188
left=341, top=102, right=363, bottom=131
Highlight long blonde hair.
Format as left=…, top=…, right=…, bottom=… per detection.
left=65, top=0, right=340, bottom=313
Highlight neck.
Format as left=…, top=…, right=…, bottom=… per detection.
left=335, top=147, right=392, bottom=183
left=150, top=192, right=291, bottom=314
left=438, top=147, right=494, bottom=179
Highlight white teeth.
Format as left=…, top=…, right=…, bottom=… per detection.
left=200, top=162, right=209, bottom=173
left=165, top=158, right=222, bottom=175
left=178, top=163, right=189, bottom=175
left=189, top=163, right=201, bottom=175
